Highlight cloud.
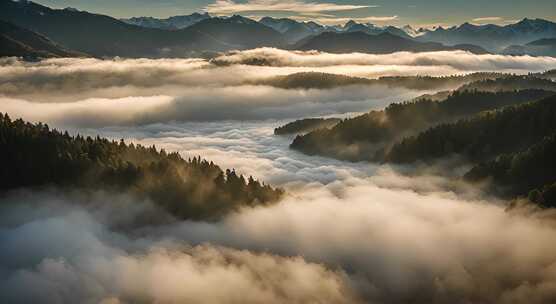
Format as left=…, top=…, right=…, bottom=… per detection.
left=3, top=50, right=556, bottom=103
left=471, top=16, right=504, bottom=23
left=169, top=180, right=556, bottom=303
left=0, top=55, right=439, bottom=103
left=2, top=50, right=556, bottom=126
left=211, top=48, right=556, bottom=71
left=85, top=121, right=379, bottom=187
left=291, top=15, right=399, bottom=25
left=204, top=0, right=374, bottom=15
left=0, top=192, right=358, bottom=304
left=0, top=85, right=419, bottom=126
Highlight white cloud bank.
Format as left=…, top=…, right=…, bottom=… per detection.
left=0, top=193, right=358, bottom=304
left=212, top=48, right=556, bottom=70
left=2, top=50, right=556, bottom=125
left=3, top=49, right=555, bottom=101
left=0, top=85, right=417, bottom=126
left=204, top=0, right=374, bottom=15
left=292, top=15, right=399, bottom=25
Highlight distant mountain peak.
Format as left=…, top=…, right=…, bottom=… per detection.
left=419, top=17, right=556, bottom=52
left=401, top=24, right=426, bottom=37
left=226, top=15, right=256, bottom=24
left=345, top=20, right=358, bottom=27
left=121, top=12, right=211, bottom=30
left=459, top=22, right=478, bottom=30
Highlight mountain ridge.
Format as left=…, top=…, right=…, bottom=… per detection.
left=121, top=13, right=211, bottom=30
left=296, top=31, right=488, bottom=54
left=418, top=18, right=556, bottom=51
left=0, top=19, right=83, bottom=58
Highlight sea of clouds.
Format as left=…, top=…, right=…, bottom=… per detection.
left=2, top=121, right=556, bottom=303
left=2, top=49, right=556, bottom=303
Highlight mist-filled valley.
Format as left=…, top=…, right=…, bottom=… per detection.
left=3, top=4, right=556, bottom=301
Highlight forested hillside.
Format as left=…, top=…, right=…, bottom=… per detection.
left=0, top=114, right=284, bottom=220
left=291, top=89, right=554, bottom=161
left=274, top=118, right=341, bottom=135
left=252, top=72, right=506, bottom=90
left=385, top=95, right=556, bottom=163
left=457, top=75, right=556, bottom=92
left=465, top=133, right=556, bottom=207
left=382, top=96, right=556, bottom=207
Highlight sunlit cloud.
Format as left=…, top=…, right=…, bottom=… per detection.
left=2, top=50, right=556, bottom=125
left=291, top=15, right=399, bottom=25
left=204, top=0, right=375, bottom=15
left=472, top=16, right=503, bottom=23
left=470, top=16, right=518, bottom=25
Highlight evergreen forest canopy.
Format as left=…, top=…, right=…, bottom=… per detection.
left=251, top=72, right=509, bottom=90
left=291, top=89, right=554, bottom=161
left=387, top=95, right=556, bottom=207
left=0, top=114, right=284, bottom=221
left=274, top=118, right=341, bottom=135
left=286, top=74, right=556, bottom=208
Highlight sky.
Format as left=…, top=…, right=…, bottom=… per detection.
left=32, top=0, right=556, bottom=28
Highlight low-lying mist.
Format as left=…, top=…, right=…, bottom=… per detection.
left=0, top=191, right=358, bottom=304
left=0, top=85, right=418, bottom=126
left=212, top=48, right=556, bottom=70
left=2, top=49, right=556, bottom=126
left=3, top=121, right=556, bottom=303
left=3, top=50, right=555, bottom=101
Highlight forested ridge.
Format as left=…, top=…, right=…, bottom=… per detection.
left=457, top=75, right=556, bottom=92
left=384, top=95, right=556, bottom=207
left=254, top=72, right=507, bottom=90
left=254, top=72, right=372, bottom=89
left=465, top=133, right=556, bottom=207
left=274, top=118, right=341, bottom=135
left=385, top=95, right=556, bottom=163
left=291, top=89, right=554, bottom=161
left=375, top=73, right=505, bottom=90
left=0, top=114, right=284, bottom=220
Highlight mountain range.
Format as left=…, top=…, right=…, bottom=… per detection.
left=121, top=13, right=211, bottom=30
left=295, top=31, right=488, bottom=54
left=259, top=17, right=327, bottom=44
left=0, top=0, right=230, bottom=57
left=416, top=19, right=556, bottom=51
left=0, top=0, right=555, bottom=58
left=122, top=13, right=556, bottom=53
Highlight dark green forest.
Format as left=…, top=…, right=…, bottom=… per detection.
left=254, top=72, right=372, bottom=89
left=385, top=95, right=556, bottom=207
left=0, top=114, right=284, bottom=220
left=291, top=89, right=554, bottom=161
left=254, top=72, right=506, bottom=90
left=386, top=95, right=556, bottom=163
left=457, top=75, right=556, bottom=92
left=274, top=118, right=341, bottom=135
left=376, top=73, right=505, bottom=91
left=465, top=133, right=556, bottom=207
